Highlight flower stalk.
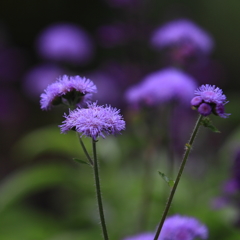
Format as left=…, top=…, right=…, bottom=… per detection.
left=153, top=114, right=203, bottom=240
left=92, top=139, right=109, bottom=240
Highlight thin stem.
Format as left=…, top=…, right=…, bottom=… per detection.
left=92, top=139, right=109, bottom=240
left=77, top=133, right=93, bottom=166
left=153, top=115, right=203, bottom=240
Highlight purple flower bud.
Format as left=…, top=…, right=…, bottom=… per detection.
left=197, top=103, right=212, bottom=116
left=213, top=103, right=231, bottom=118
left=190, top=96, right=202, bottom=107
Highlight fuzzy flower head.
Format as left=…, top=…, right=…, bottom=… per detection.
left=59, top=102, right=125, bottom=140
left=191, top=84, right=230, bottom=118
left=125, top=68, right=197, bottom=108
left=122, top=233, right=155, bottom=240
left=159, top=215, right=208, bottom=240
left=40, top=75, right=97, bottom=110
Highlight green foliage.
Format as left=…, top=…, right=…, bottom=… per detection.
left=201, top=117, right=221, bottom=133
left=158, top=171, right=175, bottom=187
left=72, top=158, right=91, bottom=165
left=2, top=120, right=240, bottom=240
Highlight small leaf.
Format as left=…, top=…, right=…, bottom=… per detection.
left=72, top=158, right=90, bottom=165
left=158, top=171, right=175, bottom=187
left=200, top=117, right=221, bottom=133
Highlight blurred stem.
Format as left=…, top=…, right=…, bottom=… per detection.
left=77, top=133, right=93, bottom=166
left=92, top=139, right=109, bottom=240
left=138, top=144, right=155, bottom=231
left=165, top=102, right=176, bottom=179
left=153, top=114, right=203, bottom=240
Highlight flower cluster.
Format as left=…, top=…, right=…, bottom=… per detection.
left=122, top=215, right=208, bottom=240
left=125, top=68, right=196, bottom=108
left=36, top=23, right=94, bottom=65
left=151, top=19, right=213, bottom=54
left=159, top=215, right=208, bottom=240
left=60, top=102, right=125, bottom=140
left=40, top=75, right=97, bottom=110
left=191, top=84, right=230, bottom=118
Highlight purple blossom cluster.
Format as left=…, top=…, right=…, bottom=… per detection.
left=36, top=23, right=94, bottom=65
left=122, top=215, right=208, bottom=240
left=125, top=68, right=196, bottom=108
left=151, top=19, right=213, bottom=54
left=191, top=84, right=230, bottom=118
left=60, top=102, right=125, bottom=140
left=40, top=75, right=97, bottom=110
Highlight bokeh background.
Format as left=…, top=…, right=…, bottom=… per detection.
left=0, top=0, right=240, bottom=239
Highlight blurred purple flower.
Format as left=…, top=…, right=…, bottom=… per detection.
left=60, top=102, right=125, bottom=140
left=122, top=233, right=155, bottom=240
left=191, top=84, right=230, bottom=118
left=125, top=68, right=197, bottom=108
left=159, top=215, right=208, bottom=240
left=222, top=179, right=239, bottom=195
left=210, top=196, right=229, bottom=210
left=151, top=19, right=213, bottom=54
left=22, top=64, right=65, bottom=100
left=151, top=19, right=213, bottom=65
left=40, top=75, right=97, bottom=110
left=36, top=23, right=94, bottom=65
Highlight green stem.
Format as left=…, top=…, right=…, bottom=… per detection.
left=77, top=133, right=93, bottom=166
left=153, top=115, right=203, bottom=240
left=92, top=139, right=109, bottom=240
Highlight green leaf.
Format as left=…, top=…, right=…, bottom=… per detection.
left=200, top=117, right=221, bottom=133
left=72, top=158, right=90, bottom=165
left=158, top=171, right=175, bottom=187
left=0, top=163, right=74, bottom=213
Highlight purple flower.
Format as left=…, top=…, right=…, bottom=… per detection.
left=40, top=75, right=97, bottom=110
left=191, top=84, right=230, bottom=118
left=125, top=68, right=197, bottom=108
left=59, top=102, right=125, bottom=140
left=36, top=23, right=94, bottom=65
left=159, top=215, right=208, bottom=240
left=122, top=233, right=155, bottom=240
left=151, top=19, right=213, bottom=54
left=194, top=84, right=226, bottom=104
